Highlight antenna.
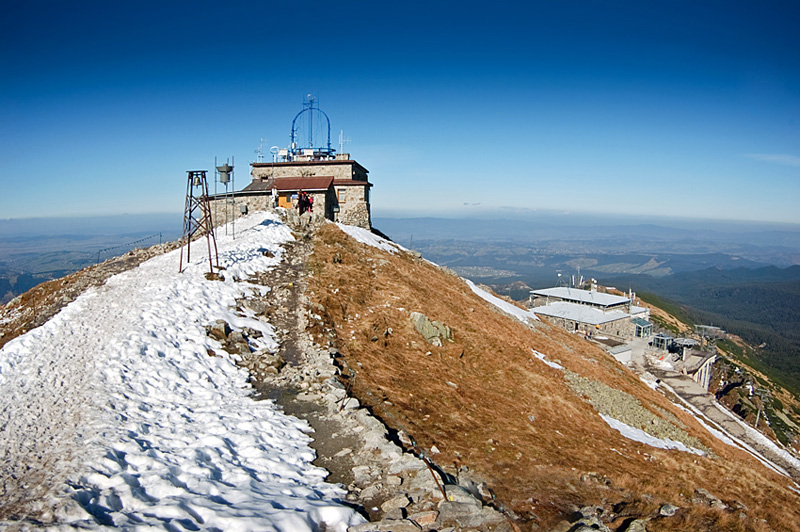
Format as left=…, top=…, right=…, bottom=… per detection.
left=339, top=129, right=351, bottom=154
left=254, top=138, right=268, bottom=163
left=270, top=146, right=279, bottom=163
left=289, top=94, right=334, bottom=160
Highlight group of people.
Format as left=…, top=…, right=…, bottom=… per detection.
left=268, top=188, right=314, bottom=215
left=297, top=190, right=314, bottom=215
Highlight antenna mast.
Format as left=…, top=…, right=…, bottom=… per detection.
left=339, top=129, right=351, bottom=154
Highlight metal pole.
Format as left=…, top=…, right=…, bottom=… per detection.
left=231, top=156, right=235, bottom=240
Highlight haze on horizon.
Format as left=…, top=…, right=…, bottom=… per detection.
left=2, top=1, right=798, bottom=224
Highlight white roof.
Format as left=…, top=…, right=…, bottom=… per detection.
left=629, top=305, right=648, bottom=315
left=532, top=287, right=630, bottom=307
left=532, top=301, right=630, bottom=325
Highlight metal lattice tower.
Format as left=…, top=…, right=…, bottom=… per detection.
left=179, top=170, right=219, bottom=274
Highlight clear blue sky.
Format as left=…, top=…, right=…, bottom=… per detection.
left=2, top=1, right=799, bottom=223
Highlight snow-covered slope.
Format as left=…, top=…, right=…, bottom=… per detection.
left=0, top=213, right=364, bottom=531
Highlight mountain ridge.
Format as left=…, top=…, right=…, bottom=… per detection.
left=1, top=213, right=799, bottom=531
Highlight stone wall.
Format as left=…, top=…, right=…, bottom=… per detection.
left=335, top=185, right=371, bottom=229
left=538, top=314, right=633, bottom=341
left=208, top=194, right=271, bottom=228
left=251, top=161, right=367, bottom=181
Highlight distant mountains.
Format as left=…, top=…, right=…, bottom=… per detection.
left=0, top=213, right=182, bottom=304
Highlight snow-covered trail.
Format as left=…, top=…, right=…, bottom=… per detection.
left=0, top=213, right=364, bottom=531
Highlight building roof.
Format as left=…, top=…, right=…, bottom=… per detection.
left=632, top=317, right=652, bottom=328
left=609, top=344, right=632, bottom=355
left=333, top=179, right=372, bottom=187
left=629, top=305, right=648, bottom=316
left=242, top=176, right=334, bottom=193
left=531, top=287, right=631, bottom=308
left=532, top=301, right=630, bottom=325
left=251, top=159, right=368, bottom=173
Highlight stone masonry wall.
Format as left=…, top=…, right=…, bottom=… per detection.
left=252, top=163, right=362, bottom=180
left=335, top=186, right=371, bottom=229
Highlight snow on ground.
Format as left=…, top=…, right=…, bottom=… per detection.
left=599, top=415, right=706, bottom=455
left=464, top=280, right=539, bottom=324
left=660, top=381, right=792, bottom=477
left=531, top=349, right=564, bottom=370
left=0, top=212, right=364, bottom=531
left=336, top=222, right=404, bottom=254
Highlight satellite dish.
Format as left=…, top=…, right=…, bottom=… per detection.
left=270, top=146, right=279, bottom=154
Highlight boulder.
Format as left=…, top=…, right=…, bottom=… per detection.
left=409, top=312, right=453, bottom=344
left=659, top=503, right=679, bottom=517
left=380, top=495, right=411, bottom=513
left=621, top=518, right=650, bottom=532
left=207, top=320, right=231, bottom=341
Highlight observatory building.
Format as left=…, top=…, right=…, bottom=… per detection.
left=209, top=97, right=373, bottom=229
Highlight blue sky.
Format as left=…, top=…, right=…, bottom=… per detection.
left=2, top=1, right=799, bottom=223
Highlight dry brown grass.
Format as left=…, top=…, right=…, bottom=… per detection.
left=306, top=224, right=800, bottom=530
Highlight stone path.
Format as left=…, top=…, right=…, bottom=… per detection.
left=232, top=214, right=516, bottom=532
left=649, top=366, right=800, bottom=482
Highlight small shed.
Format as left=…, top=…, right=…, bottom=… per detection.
left=609, top=344, right=633, bottom=364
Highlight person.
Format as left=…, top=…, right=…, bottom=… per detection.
left=297, top=191, right=310, bottom=215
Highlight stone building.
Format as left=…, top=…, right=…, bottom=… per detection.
left=247, top=155, right=372, bottom=228
left=529, top=286, right=653, bottom=341
left=208, top=97, right=373, bottom=229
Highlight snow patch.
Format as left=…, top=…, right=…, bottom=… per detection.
left=600, top=414, right=705, bottom=455
left=465, top=279, right=539, bottom=324
left=336, top=223, right=403, bottom=254
left=531, top=349, right=564, bottom=370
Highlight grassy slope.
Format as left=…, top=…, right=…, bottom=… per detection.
left=307, top=224, right=799, bottom=532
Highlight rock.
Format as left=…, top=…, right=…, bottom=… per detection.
left=375, top=519, right=421, bottom=532
left=577, top=505, right=603, bottom=518
left=437, top=501, right=483, bottom=525
left=348, top=524, right=379, bottom=532
left=444, top=484, right=481, bottom=507
left=621, top=518, right=650, bottom=532
left=243, top=299, right=267, bottom=315
left=384, top=508, right=405, bottom=520
left=360, top=484, right=382, bottom=500
left=381, top=495, right=411, bottom=513
left=659, top=503, right=679, bottom=517
left=693, top=488, right=727, bottom=509
left=408, top=510, right=438, bottom=527
left=409, top=311, right=453, bottom=344
left=572, top=516, right=611, bottom=532
left=228, top=330, right=246, bottom=344
left=207, top=320, right=231, bottom=341
left=259, top=352, right=285, bottom=371
left=550, top=521, right=573, bottom=532
left=386, top=475, right=403, bottom=487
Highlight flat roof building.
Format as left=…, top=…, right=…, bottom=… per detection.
left=530, top=287, right=631, bottom=310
